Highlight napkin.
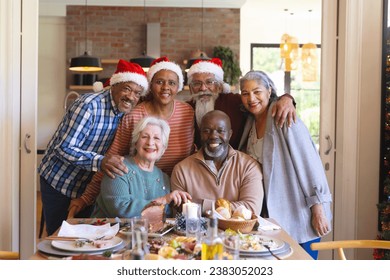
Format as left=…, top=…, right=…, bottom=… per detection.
left=58, top=221, right=120, bottom=239
left=256, top=216, right=281, bottom=231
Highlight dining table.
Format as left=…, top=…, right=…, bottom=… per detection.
left=30, top=217, right=313, bottom=260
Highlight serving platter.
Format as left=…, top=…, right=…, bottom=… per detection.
left=51, top=236, right=123, bottom=252
left=119, top=223, right=175, bottom=238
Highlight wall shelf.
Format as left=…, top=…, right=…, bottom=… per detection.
left=101, top=59, right=119, bottom=64
left=69, top=85, right=94, bottom=91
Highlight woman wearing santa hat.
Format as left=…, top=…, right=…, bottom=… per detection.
left=69, top=56, right=195, bottom=217
left=39, top=60, right=149, bottom=235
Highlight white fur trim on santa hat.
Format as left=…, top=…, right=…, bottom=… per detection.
left=222, top=82, right=231, bottom=93
left=187, top=60, right=224, bottom=83
left=147, top=61, right=184, bottom=91
left=93, top=81, right=104, bottom=92
left=110, top=72, right=149, bottom=95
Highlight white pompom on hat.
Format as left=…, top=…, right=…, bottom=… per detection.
left=146, top=56, right=184, bottom=91
left=187, top=57, right=230, bottom=93
left=93, top=59, right=148, bottom=95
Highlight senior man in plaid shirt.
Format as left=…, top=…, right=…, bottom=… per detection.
left=38, top=60, right=148, bottom=236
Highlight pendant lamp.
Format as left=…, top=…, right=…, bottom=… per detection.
left=279, top=9, right=298, bottom=72
left=281, top=35, right=299, bottom=72
left=302, top=43, right=318, bottom=81
left=185, top=50, right=210, bottom=72
left=130, top=0, right=155, bottom=72
left=69, top=0, right=102, bottom=72
left=280, top=33, right=291, bottom=59
left=185, top=0, right=210, bottom=72
left=301, top=10, right=318, bottom=81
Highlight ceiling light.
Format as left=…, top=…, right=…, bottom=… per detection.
left=130, top=0, right=155, bottom=72
left=185, top=0, right=210, bottom=72
left=69, top=0, right=102, bottom=72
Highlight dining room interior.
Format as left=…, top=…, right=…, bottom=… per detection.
left=0, top=0, right=387, bottom=261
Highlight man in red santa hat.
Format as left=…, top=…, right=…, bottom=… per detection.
left=38, top=60, right=148, bottom=236
left=187, top=58, right=296, bottom=149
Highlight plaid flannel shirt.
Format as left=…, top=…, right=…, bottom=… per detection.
left=38, top=90, right=124, bottom=198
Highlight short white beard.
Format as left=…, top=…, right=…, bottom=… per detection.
left=195, top=94, right=217, bottom=127
left=204, top=145, right=226, bottom=158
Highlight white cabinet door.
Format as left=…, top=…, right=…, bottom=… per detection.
left=19, top=0, right=39, bottom=260
left=0, top=0, right=38, bottom=259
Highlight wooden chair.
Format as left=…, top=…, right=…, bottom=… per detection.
left=310, top=240, right=390, bottom=260
left=0, top=251, right=19, bottom=260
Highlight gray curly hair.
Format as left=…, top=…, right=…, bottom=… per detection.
left=239, top=70, right=278, bottom=103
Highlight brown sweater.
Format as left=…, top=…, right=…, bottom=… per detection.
left=170, top=146, right=264, bottom=215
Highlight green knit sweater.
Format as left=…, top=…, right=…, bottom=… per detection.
left=92, top=157, right=170, bottom=218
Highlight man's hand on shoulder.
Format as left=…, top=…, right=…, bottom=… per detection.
left=271, top=93, right=297, bottom=128
left=101, top=154, right=128, bottom=179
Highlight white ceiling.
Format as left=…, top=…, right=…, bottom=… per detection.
left=39, top=0, right=321, bottom=19
left=39, top=0, right=247, bottom=9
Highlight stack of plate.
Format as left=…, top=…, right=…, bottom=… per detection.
left=37, top=236, right=125, bottom=257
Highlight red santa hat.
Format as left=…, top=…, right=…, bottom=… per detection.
left=146, top=56, right=184, bottom=91
left=93, top=59, right=148, bottom=95
left=187, top=58, right=230, bottom=93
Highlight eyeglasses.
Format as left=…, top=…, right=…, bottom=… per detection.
left=119, top=84, right=142, bottom=98
left=153, top=79, right=178, bottom=88
left=190, top=79, right=219, bottom=90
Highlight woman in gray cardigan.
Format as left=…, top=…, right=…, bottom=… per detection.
left=238, top=71, right=332, bottom=259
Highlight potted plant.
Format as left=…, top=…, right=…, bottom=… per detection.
left=213, top=46, right=242, bottom=86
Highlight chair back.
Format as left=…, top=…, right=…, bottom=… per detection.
left=310, top=240, right=390, bottom=260
left=0, top=251, right=19, bottom=260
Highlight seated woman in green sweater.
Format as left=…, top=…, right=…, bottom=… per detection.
left=92, top=116, right=191, bottom=218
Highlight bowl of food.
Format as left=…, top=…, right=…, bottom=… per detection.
left=217, top=215, right=258, bottom=233
left=215, top=199, right=258, bottom=234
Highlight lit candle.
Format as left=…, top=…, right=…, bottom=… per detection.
left=183, top=202, right=199, bottom=220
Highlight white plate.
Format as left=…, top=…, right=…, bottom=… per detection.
left=51, top=236, right=123, bottom=252
left=236, top=234, right=289, bottom=256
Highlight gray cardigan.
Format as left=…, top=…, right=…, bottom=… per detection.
left=238, top=103, right=333, bottom=243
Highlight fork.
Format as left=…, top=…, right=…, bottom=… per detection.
left=264, top=244, right=281, bottom=260
left=45, top=235, right=107, bottom=242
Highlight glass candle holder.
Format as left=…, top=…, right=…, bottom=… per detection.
left=183, top=202, right=201, bottom=237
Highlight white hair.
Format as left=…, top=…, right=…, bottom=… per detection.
left=130, top=116, right=170, bottom=156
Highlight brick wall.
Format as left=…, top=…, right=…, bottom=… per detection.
left=66, top=6, right=240, bottom=81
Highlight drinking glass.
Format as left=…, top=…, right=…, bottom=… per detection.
left=131, top=216, right=149, bottom=254
left=222, top=233, right=240, bottom=260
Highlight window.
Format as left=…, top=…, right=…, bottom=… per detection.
left=250, top=44, right=321, bottom=147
